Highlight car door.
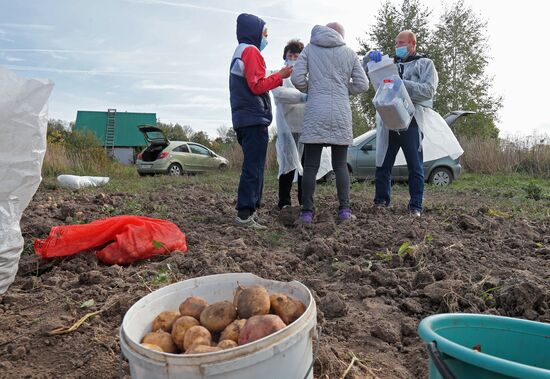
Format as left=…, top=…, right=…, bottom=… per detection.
left=356, top=136, right=401, bottom=178
left=188, top=144, right=212, bottom=171
left=171, top=143, right=192, bottom=170
left=355, top=137, right=377, bottom=179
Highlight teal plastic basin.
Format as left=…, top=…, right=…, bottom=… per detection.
left=418, top=313, right=550, bottom=379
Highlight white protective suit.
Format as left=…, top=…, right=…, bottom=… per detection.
left=271, top=76, right=332, bottom=180
left=365, top=54, right=463, bottom=167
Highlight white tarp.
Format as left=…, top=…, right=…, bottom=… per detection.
left=57, top=175, right=110, bottom=189
left=393, top=107, right=464, bottom=166
left=0, top=66, right=54, bottom=294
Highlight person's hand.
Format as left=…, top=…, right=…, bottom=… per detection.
left=369, top=50, right=382, bottom=63
left=278, top=65, right=293, bottom=79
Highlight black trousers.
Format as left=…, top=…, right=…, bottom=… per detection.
left=278, top=169, right=302, bottom=209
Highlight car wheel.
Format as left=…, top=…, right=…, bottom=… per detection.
left=218, top=163, right=228, bottom=172
left=167, top=163, right=183, bottom=176
left=429, top=167, right=453, bottom=186
left=317, top=170, right=334, bottom=185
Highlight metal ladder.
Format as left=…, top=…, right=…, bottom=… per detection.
left=104, top=108, right=116, bottom=157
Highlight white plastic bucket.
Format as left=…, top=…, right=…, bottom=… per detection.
left=120, top=273, right=317, bottom=379
left=367, top=55, right=398, bottom=91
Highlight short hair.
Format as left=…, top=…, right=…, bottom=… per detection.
left=326, top=22, right=345, bottom=38
left=283, top=39, right=304, bottom=60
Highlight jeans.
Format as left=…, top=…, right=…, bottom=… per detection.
left=374, top=118, right=424, bottom=211
left=302, top=144, right=349, bottom=212
left=278, top=133, right=303, bottom=209
left=235, top=125, right=269, bottom=218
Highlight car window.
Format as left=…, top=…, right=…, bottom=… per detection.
left=352, top=130, right=376, bottom=146
left=173, top=144, right=189, bottom=153
left=189, top=144, right=210, bottom=156
left=362, top=138, right=376, bottom=150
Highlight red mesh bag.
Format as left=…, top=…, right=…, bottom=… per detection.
left=34, top=215, right=187, bottom=264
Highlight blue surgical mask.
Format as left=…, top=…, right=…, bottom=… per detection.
left=260, top=37, right=268, bottom=51
left=395, top=46, right=408, bottom=59
left=285, top=59, right=297, bottom=66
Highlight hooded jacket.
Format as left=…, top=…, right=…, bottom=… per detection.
left=291, top=25, right=369, bottom=145
left=229, top=13, right=282, bottom=129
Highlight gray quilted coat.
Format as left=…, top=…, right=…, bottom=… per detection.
left=291, top=25, right=369, bottom=145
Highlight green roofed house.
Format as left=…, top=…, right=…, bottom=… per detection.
left=74, top=109, right=156, bottom=164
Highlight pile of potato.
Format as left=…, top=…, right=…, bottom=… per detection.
left=140, top=285, right=306, bottom=355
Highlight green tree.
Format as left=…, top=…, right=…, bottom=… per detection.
left=429, top=0, right=502, bottom=138
left=190, top=130, right=211, bottom=148
left=156, top=122, right=193, bottom=141
left=216, top=125, right=237, bottom=144
left=354, top=0, right=501, bottom=138
left=47, top=119, right=70, bottom=144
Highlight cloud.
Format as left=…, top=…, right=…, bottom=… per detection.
left=0, top=48, right=120, bottom=54
left=4, top=56, right=24, bottom=62
left=5, top=64, right=189, bottom=77
left=119, top=0, right=310, bottom=24
left=0, top=23, right=55, bottom=30
left=137, top=80, right=226, bottom=92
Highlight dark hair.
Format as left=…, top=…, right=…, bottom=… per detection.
left=283, top=39, right=304, bottom=60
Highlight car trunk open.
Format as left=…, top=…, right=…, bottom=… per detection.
left=137, top=125, right=169, bottom=162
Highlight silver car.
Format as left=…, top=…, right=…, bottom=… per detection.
left=136, top=125, right=229, bottom=176
left=347, top=111, right=473, bottom=186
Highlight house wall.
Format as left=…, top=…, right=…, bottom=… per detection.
left=74, top=110, right=156, bottom=147
left=113, top=147, right=136, bottom=165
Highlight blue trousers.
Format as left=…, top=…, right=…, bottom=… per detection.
left=235, top=125, right=269, bottom=215
left=374, top=118, right=424, bottom=211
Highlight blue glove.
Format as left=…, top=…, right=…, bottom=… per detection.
left=369, top=50, right=382, bottom=63
left=303, top=94, right=308, bottom=102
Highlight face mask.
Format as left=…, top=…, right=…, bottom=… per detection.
left=260, top=36, right=268, bottom=51
left=285, top=59, right=297, bottom=66
left=395, top=45, right=409, bottom=59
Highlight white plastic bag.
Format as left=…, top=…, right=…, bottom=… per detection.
left=366, top=54, right=399, bottom=91
left=0, top=66, right=54, bottom=294
left=373, top=76, right=415, bottom=131
left=57, top=175, right=110, bottom=189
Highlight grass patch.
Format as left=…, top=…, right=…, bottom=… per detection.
left=432, top=172, right=550, bottom=218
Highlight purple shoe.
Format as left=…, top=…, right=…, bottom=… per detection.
left=338, top=208, right=356, bottom=222
left=296, top=211, right=313, bottom=225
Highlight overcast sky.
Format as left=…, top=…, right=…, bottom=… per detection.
left=1, top=0, right=548, bottom=138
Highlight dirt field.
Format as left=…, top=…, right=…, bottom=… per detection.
left=1, top=174, right=549, bottom=378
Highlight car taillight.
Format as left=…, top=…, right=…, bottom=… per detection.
left=137, top=153, right=143, bottom=160
left=158, top=152, right=169, bottom=159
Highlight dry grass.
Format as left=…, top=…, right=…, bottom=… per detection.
left=459, top=135, right=550, bottom=177
left=43, top=144, right=136, bottom=178
left=220, top=140, right=278, bottom=173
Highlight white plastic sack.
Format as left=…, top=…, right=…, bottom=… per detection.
left=57, top=175, right=110, bottom=189
left=0, top=66, right=54, bottom=294
left=373, top=76, right=415, bottom=131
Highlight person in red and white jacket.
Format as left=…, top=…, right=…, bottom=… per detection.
left=229, top=13, right=292, bottom=229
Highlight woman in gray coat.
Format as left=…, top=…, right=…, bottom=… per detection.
left=291, top=22, right=369, bottom=224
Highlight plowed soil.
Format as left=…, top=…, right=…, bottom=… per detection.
left=1, top=175, right=548, bottom=378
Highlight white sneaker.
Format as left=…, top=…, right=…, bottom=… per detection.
left=234, top=215, right=267, bottom=230
left=409, top=209, right=421, bottom=218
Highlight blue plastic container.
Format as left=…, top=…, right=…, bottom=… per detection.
left=418, top=313, right=550, bottom=379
